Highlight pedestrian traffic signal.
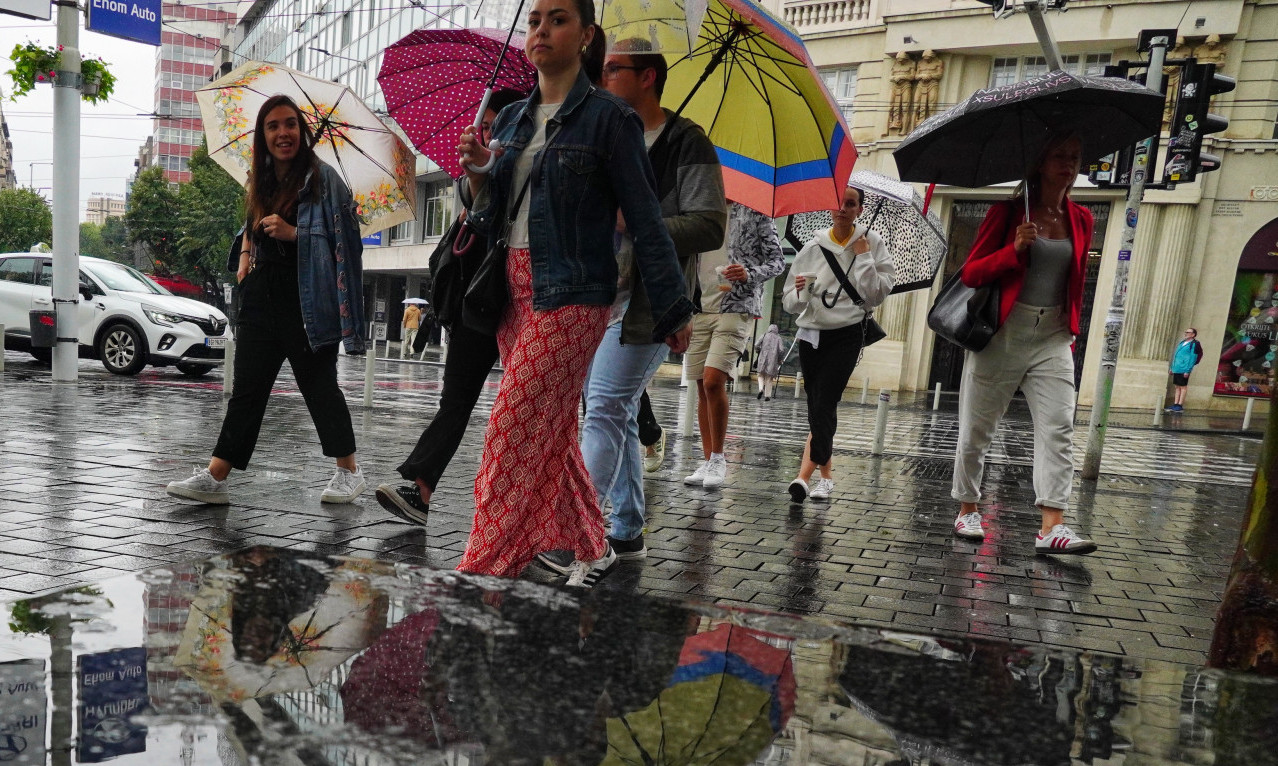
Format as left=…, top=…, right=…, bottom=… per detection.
left=1163, top=61, right=1235, bottom=184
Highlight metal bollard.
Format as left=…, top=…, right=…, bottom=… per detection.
left=1243, top=397, right=1256, bottom=431
left=1152, top=394, right=1164, bottom=427
left=871, top=389, right=890, bottom=455
left=222, top=337, right=235, bottom=398
left=363, top=347, right=376, bottom=408
left=681, top=378, right=697, bottom=437
left=861, top=376, right=870, bottom=405
left=0, top=323, right=5, bottom=373
left=794, top=370, right=802, bottom=398
left=932, top=382, right=942, bottom=411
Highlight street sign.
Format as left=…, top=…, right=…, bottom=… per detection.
left=87, top=0, right=161, bottom=46
left=0, top=0, right=50, bottom=21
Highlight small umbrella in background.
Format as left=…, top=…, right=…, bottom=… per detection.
left=784, top=170, right=948, bottom=294
left=377, top=28, right=536, bottom=179
left=402, top=297, right=430, bottom=305
left=195, top=61, right=418, bottom=236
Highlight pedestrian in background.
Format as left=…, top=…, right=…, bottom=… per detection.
left=166, top=94, right=367, bottom=505
left=1165, top=327, right=1203, bottom=413
left=754, top=324, right=784, bottom=401
left=456, top=0, right=693, bottom=587
left=782, top=186, right=894, bottom=503
left=401, top=302, right=421, bottom=358
left=950, top=133, right=1097, bottom=555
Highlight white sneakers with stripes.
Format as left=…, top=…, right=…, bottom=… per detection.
left=1035, top=524, right=1097, bottom=555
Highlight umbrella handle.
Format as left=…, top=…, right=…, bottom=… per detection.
left=464, top=86, right=504, bottom=174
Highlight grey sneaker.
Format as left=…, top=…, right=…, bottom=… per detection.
left=643, top=430, right=666, bottom=473
left=166, top=468, right=229, bottom=504
left=322, top=465, right=367, bottom=503
left=810, top=477, right=834, bottom=501
left=565, top=546, right=619, bottom=588
left=701, top=456, right=727, bottom=488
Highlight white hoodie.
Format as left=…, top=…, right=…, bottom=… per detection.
left=782, top=225, right=896, bottom=331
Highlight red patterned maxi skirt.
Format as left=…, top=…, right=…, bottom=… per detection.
left=457, top=248, right=610, bottom=577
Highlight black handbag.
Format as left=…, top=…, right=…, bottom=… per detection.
left=927, top=267, right=1001, bottom=352
left=429, top=217, right=485, bottom=331
left=817, top=245, right=887, bottom=347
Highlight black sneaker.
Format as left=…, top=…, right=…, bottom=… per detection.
left=375, top=483, right=429, bottom=526
left=606, top=534, right=646, bottom=560
left=533, top=549, right=576, bottom=575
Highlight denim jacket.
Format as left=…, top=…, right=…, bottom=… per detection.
left=227, top=161, right=366, bottom=354
left=467, top=69, right=694, bottom=342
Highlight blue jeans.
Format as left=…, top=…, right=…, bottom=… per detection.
left=581, top=323, right=668, bottom=541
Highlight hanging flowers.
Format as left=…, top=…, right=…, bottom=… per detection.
left=6, top=42, right=118, bottom=104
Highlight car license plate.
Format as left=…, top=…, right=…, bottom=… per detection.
left=206, top=337, right=227, bottom=349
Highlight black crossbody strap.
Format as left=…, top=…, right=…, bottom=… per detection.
left=817, top=245, right=868, bottom=308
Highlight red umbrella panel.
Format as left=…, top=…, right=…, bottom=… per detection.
left=378, top=28, right=537, bottom=179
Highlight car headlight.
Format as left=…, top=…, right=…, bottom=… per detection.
left=142, top=304, right=196, bottom=327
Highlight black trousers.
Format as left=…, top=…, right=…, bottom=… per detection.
left=637, top=390, right=662, bottom=447
left=798, top=323, right=864, bottom=466
left=396, top=319, right=500, bottom=491
left=213, top=262, right=356, bottom=470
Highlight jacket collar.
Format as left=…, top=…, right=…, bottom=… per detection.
left=518, top=68, right=594, bottom=126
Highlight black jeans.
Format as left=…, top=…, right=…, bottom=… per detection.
left=396, top=319, right=500, bottom=491
left=213, top=261, right=356, bottom=470
left=637, top=390, right=662, bottom=447
left=798, top=323, right=864, bottom=466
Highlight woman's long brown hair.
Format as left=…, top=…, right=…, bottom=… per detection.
left=246, top=94, right=319, bottom=231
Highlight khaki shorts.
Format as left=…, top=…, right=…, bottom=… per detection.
left=685, top=312, right=751, bottom=379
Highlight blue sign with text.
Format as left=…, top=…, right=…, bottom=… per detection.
left=87, top=0, right=161, bottom=46
left=77, top=648, right=148, bottom=762
left=361, top=231, right=384, bottom=246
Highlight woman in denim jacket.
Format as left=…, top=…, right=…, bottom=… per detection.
left=456, top=0, right=695, bottom=587
left=167, top=95, right=367, bottom=506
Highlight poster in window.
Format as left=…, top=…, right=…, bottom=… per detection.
left=1218, top=219, right=1278, bottom=398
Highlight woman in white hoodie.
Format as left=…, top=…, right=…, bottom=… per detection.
left=781, top=186, right=896, bottom=502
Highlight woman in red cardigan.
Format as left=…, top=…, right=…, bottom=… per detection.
left=950, top=133, right=1098, bottom=555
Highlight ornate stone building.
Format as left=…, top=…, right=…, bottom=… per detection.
left=755, top=0, right=1278, bottom=413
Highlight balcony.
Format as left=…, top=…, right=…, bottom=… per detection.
left=782, top=0, right=881, bottom=34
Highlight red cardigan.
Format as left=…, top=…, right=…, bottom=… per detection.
left=959, top=199, right=1094, bottom=337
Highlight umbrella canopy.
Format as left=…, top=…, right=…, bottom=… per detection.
left=195, top=61, right=418, bottom=236
left=662, top=0, right=856, bottom=218
left=602, top=623, right=796, bottom=765
left=785, top=170, right=947, bottom=294
left=893, top=69, right=1164, bottom=188
left=402, top=297, right=430, bottom=305
left=599, top=0, right=710, bottom=55
left=378, top=28, right=537, bottom=180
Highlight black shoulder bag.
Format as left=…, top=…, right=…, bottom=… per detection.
left=817, top=245, right=887, bottom=347
left=428, top=216, right=485, bottom=331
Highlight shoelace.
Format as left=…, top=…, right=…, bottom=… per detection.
left=566, top=560, right=591, bottom=586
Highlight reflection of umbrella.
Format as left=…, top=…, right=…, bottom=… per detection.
left=195, top=61, right=418, bottom=236
left=174, top=550, right=389, bottom=704
left=893, top=69, right=1163, bottom=190
left=402, top=297, right=429, bottom=305
left=602, top=623, right=796, bottom=765
left=378, top=28, right=536, bottom=180
left=662, top=0, right=856, bottom=217
left=784, top=170, right=947, bottom=293
left=599, top=0, right=710, bottom=55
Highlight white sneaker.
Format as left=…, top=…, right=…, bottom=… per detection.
left=953, top=511, right=985, bottom=540
left=166, top=468, right=229, bottom=504
left=565, top=545, right=618, bottom=588
left=1035, top=524, right=1097, bottom=555
left=787, top=478, right=808, bottom=503
left=810, top=478, right=834, bottom=501
left=322, top=465, right=367, bottom=503
left=701, top=456, right=727, bottom=488
left=643, top=430, right=666, bottom=473
left=683, top=460, right=710, bottom=485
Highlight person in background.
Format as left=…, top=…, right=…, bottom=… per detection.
left=639, top=391, right=666, bottom=472
left=950, top=133, right=1097, bottom=555
left=401, top=301, right=421, bottom=358
left=683, top=202, right=785, bottom=489
left=456, top=0, right=693, bottom=587
left=166, top=94, right=366, bottom=505
left=1165, top=327, right=1203, bottom=413
left=782, top=186, right=894, bottom=502
left=754, top=324, right=785, bottom=401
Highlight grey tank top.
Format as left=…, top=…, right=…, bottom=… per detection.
left=1018, top=236, right=1072, bottom=307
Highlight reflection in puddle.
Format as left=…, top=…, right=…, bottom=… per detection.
left=0, top=546, right=1274, bottom=765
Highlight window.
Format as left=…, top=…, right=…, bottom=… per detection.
left=390, top=219, right=413, bottom=242
left=421, top=180, right=452, bottom=240
left=990, top=53, right=1112, bottom=86
left=340, top=12, right=351, bottom=47
left=991, top=57, right=1017, bottom=88
left=0, top=257, right=36, bottom=284
left=1022, top=56, right=1049, bottom=79
left=296, top=46, right=306, bottom=70
left=820, top=66, right=856, bottom=122
left=1083, top=53, right=1112, bottom=76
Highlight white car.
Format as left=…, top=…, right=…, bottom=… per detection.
left=0, top=253, right=230, bottom=376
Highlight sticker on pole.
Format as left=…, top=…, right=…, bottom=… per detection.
left=1118, top=249, right=1131, bottom=261
left=87, top=0, right=161, bottom=46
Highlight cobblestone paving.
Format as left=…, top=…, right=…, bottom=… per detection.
left=0, top=349, right=1260, bottom=665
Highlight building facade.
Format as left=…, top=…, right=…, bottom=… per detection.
left=752, top=0, right=1278, bottom=413
left=85, top=193, right=126, bottom=225
left=0, top=102, right=14, bottom=190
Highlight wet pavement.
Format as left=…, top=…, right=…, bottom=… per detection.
left=0, top=348, right=1263, bottom=668
left=0, top=547, right=1275, bottom=766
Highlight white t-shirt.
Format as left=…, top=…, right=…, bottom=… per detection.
left=507, top=103, right=558, bottom=249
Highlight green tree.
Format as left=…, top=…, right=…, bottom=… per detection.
left=79, top=221, right=105, bottom=257
left=174, top=142, right=244, bottom=304
left=124, top=165, right=178, bottom=267
left=0, top=187, right=52, bottom=252
left=100, top=216, right=131, bottom=263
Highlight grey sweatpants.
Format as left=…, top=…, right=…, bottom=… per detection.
left=951, top=302, right=1075, bottom=511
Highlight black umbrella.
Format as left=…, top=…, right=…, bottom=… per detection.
left=892, top=69, right=1163, bottom=191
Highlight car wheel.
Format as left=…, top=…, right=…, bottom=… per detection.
left=176, top=361, right=214, bottom=378
left=98, top=323, right=147, bottom=375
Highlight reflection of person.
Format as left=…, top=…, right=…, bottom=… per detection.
left=951, top=133, right=1097, bottom=555
left=1165, top=327, right=1203, bottom=413
left=782, top=186, right=895, bottom=503
left=887, top=52, right=916, bottom=135
left=754, top=324, right=785, bottom=401
left=376, top=89, right=525, bottom=525
left=166, top=95, right=366, bottom=505
left=457, top=0, right=694, bottom=586
left=401, top=302, right=421, bottom=358
left=683, top=203, right=785, bottom=489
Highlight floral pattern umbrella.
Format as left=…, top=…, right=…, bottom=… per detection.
left=195, top=60, right=417, bottom=237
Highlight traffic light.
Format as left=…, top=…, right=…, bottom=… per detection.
left=972, top=0, right=1016, bottom=18
left=1163, top=61, right=1235, bottom=184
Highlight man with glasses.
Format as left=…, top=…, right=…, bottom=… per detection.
left=1166, top=327, right=1204, bottom=413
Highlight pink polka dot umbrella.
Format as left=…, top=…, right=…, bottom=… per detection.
left=378, top=28, right=536, bottom=179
